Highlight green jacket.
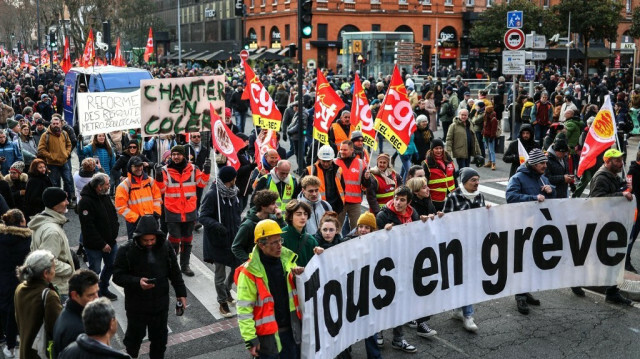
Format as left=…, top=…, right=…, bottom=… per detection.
left=564, top=117, right=584, bottom=154
left=281, top=225, right=318, bottom=267
left=236, top=245, right=301, bottom=355
left=446, top=117, right=481, bottom=160
left=231, top=208, right=286, bottom=262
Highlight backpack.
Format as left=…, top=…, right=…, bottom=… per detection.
left=521, top=105, right=533, bottom=123
left=446, top=102, right=454, bottom=117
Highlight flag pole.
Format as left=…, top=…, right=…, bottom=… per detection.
left=310, top=138, right=315, bottom=167
left=214, top=160, right=221, bottom=221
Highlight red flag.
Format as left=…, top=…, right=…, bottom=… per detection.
left=313, top=69, right=345, bottom=144
left=82, top=29, right=95, bottom=68
left=577, top=95, right=617, bottom=177
left=254, top=129, right=278, bottom=172
left=52, top=51, right=59, bottom=64
left=210, top=104, right=247, bottom=170
left=373, top=65, right=416, bottom=154
left=113, top=38, right=126, bottom=67
left=144, top=27, right=154, bottom=62
left=352, top=73, right=377, bottom=149
left=242, top=62, right=282, bottom=131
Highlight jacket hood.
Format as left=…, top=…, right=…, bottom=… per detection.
left=132, top=215, right=165, bottom=246
left=80, top=182, right=100, bottom=199
left=515, top=163, right=543, bottom=178
left=297, top=191, right=321, bottom=205
left=74, top=334, right=130, bottom=358
left=0, top=223, right=32, bottom=238
left=3, top=172, right=27, bottom=184
left=245, top=207, right=261, bottom=223
left=28, top=207, right=68, bottom=231
left=384, top=199, right=414, bottom=220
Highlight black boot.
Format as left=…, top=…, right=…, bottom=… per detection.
left=524, top=293, right=540, bottom=305
left=571, top=287, right=586, bottom=297
left=180, top=244, right=195, bottom=277
left=516, top=297, right=529, bottom=315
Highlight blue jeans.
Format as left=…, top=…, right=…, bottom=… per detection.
left=365, top=335, right=382, bottom=359
left=48, top=162, right=75, bottom=200
left=460, top=304, right=474, bottom=317
left=126, top=221, right=137, bottom=240
left=86, top=243, right=118, bottom=293
left=484, top=137, right=496, bottom=162
left=534, top=123, right=549, bottom=143
left=259, top=329, right=299, bottom=359
left=512, top=122, right=522, bottom=140
left=235, top=111, right=248, bottom=133
left=399, top=153, right=412, bottom=182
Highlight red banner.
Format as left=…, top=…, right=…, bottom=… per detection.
left=242, top=62, right=282, bottom=131
left=577, top=96, right=617, bottom=177
left=210, top=103, right=247, bottom=170
left=144, top=27, right=154, bottom=62
left=113, top=38, right=126, bottom=67
left=314, top=69, right=345, bottom=144
left=352, top=73, right=377, bottom=149
left=82, top=29, right=95, bottom=68
left=373, top=65, right=416, bottom=154
left=254, top=129, right=278, bottom=172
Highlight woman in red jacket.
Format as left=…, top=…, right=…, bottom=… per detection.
left=482, top=105, right=499, bottom=170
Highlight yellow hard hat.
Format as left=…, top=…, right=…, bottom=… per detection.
left=254, top=219, right=283, bottom=243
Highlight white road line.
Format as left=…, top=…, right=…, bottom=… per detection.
left=478, top=184, right=506, bottom=199
left=497, top=181, right=509, bottom=186
left=185, top=255, right=238, bottom=320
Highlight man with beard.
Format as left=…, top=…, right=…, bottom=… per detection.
left=113, top=216, right=187, bottom=359
left=254, top=159, right=300, bottom=211
left=302, top=144, right=344, bottom=215
left=37, top=115, right=74, bottom=207
left=502, top=124, right=539, bottom=178
left=156, top=145, right=211, bottom=276
left=78, top=173, right=120, bottom=301
left=199, top=166, right=242, bottom=318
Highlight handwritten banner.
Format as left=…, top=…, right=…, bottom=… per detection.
left=297, top=198, right=633, bottom=358
left=77, top=91, right=141, bottom=136
left=140, top=75, right=225, bottom=136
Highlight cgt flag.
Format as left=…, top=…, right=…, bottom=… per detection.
left=144, top=28, right=154, bottom=63
left=61, top=37, right=72, bottom=73
left=314, top=69, right=345, bottom=144
left=210, top=103, right=247, bottom=170
left=242, top=62, right=282, bottom=131
left=113, top=38, right=126, bottom=67
left=374, top=65, right=416, bottom=154
left=254, top=129, right=279, bottom=172
left=82, top=29, right=95, bottom=68
left=352, top=73, right=377, bottom=149
left=577, top=95, right=617, bottom=177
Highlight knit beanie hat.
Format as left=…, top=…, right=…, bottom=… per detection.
left=351, top=131, right=364, bottom=142
left=218, top=166, right=237, bottom=183
left=459, top=167, right=479, bottom=184
left=357, top=212, right=377, bottom=230
left=527, top=148, right=548, bottom=165
left=377, top=153, right=391, bottom=163
left=10, top=161, right=25, bottom=174
left=7, top=119, right=18, bottom=129
left=42, top=187, right=67, bottom=209
left=170, top=145, right=185, bottom=156
left=430, top=138, right=445, bottom=150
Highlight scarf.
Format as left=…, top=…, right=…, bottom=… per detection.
left=217, top=182, right=239, bottom=206
left=460, top=185, right=480, bottom=201
left=370, top=166, right=396, bottom=186
left=261, top=156, right=274, bottom=171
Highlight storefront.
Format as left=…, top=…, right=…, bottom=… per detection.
left=341, top=31, right=414, bottom=79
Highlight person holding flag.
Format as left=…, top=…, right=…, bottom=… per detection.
left=314, top=69, right=345, bottom=151
left=302, top=144, right=344, bottom=215
left=502, top=124, right=539, bottom=178
left=242, top=61, right=282, bottom=133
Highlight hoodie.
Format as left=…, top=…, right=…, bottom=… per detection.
left=503, top=124, right=540, bottom=177
left=28, top=208, right=75, bottom=294
left=375, top=199, right=419, bottom=229
left=231, top=207, right=287, bottom=262
left=296, top=191, right=331, bottom=235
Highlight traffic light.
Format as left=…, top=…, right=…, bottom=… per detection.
left=300, top=0, right=313, bottom=38
left=49, top=32, right=56, bottom=48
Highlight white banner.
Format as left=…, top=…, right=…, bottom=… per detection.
left=140, top=75, right=225, bottom=136
left=297, top=198, right=634, bottom=358
left=77, top=91, right=141, bottom=136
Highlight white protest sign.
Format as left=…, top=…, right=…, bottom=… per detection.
left=297, top=198, right=633, bottom=358
left=77, top=91, right=141, bottom=136
left=140, top=75, right=225, bottom=136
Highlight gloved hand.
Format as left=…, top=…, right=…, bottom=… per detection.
left=214, top=222, right=228, bottom=237
left=155, top=166, right=164, bottom=182
left=203, top=159, right=212, bottom=174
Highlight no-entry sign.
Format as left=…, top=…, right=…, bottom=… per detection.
left=504, top=29, right=525, bottom=51
left=240, top=50, right=249, bottom=61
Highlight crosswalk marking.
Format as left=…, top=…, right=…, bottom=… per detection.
left=478, top=184, right=507, bottom=200
left=185, top=255, right=237, bottom=320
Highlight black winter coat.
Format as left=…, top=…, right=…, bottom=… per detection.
left=376, top=205, right=419, bottom=229
left=629, top=161, right=640, bottom=210
left=58, top=334, right=130, bottom=359
left=199, top=183, right=242, bottom=267
left=411, top=196, right=437, bottom=216
left=113, top=232, right=187, bottom=314
left=77, top=184, right=119, bottom=251
left=25, top=172, right=53, bottom=217
left=112, top=151, right=153, bottom=174
left=0, top=224, right=31, bottom=308
left=503, top=125, right=540, bottom=178
left=185, top=144, right=211, bottom=170
left=0, top=179, right=14, bottom=209
left=545, top=150, right=570, bottom=199
left=313, top=232, right=346, bottom=250
left=52, top=299, right=84, bottom=358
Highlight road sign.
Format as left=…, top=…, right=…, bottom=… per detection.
left=240, top=49, right=249, bottom=61
left=524, top=65, right=535, bottom=80
left=507, top=11, right=523, bottom=29
left=504, top=29, right=525, bottom=51
left=502, top=50, right=526, bottom=75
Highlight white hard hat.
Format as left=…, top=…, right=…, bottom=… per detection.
left=317, top=145, right=335, bottom=161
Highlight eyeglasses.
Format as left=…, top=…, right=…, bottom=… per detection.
left=262, top=238, right=284, bottom=247
left=191, top=135, right=200, bottom=138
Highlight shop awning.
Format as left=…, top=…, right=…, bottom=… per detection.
left=310, top=40, right=342, bottom=49
left=545, top=48, right=585, bottom=60
left=584, top=47, right=612, bottom=59
left=184, top=51, right=210, bottom=61
left=199, top=50, right=225, bottom=61
left=167, top=50, right=196, bottom=60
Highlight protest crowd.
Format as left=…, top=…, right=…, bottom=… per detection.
left=0, top=52, right=639, bottom=359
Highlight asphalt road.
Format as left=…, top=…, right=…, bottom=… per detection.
left=5, top=123, right=640, bottom=359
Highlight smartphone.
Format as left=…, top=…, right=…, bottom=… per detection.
left=93, top=156, right=100, bottom=164
left=147, top=278, right=157, bottom=284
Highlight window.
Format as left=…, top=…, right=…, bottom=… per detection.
left=372, top=24, right=381, bottom=31
left=444, top=0, right=452, bottom=5
left=399, top=0, right=407, bottom=4
left=486, top=0, right=493, bottom=7
left=261, top=26, right=265, bottom=41
left=317, top=24, right=328, bottom=41
left=250, top=0, right=254, bottom=7
left=422, top=0, right=431, bottom=4
left=466, top=0, right=474, bottom=6
left=273, top=0, right=277, bottom=5
left=627, top=0, right=631, bottom=13
left=422, top=25, right=431, bottom=41
left=543, top=0, right=549, bottom=8
left=285, top=24, right=290, bottom=40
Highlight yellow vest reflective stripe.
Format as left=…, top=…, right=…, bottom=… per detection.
left=264, top=175, right=295, bottom=211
